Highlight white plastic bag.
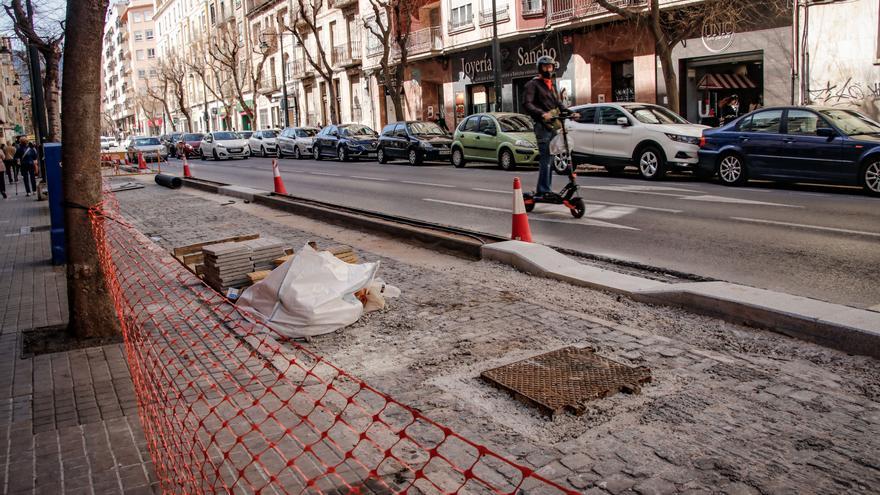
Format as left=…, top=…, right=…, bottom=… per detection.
left=237, top=243, right=379, bottom=338
left=361, top=278, right=401, bottom=313
left=549, top=132, right=568, bottom=156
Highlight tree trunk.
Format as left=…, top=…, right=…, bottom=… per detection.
left=42, top=50, right=62, bottom=141
left=389, top=63, right=406, bottom=121
left=656, top=42, right=679, bottom=113
left=61, top=0, right=119, bottom=339
left=326, top=77, right=340, bottom=124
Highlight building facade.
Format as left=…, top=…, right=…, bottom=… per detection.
left=0, top=38, right=25, bottom=143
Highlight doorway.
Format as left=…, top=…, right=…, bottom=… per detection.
left=467, top=83, right=496, bottom=115
left=611, top=60, right=635, bottom=102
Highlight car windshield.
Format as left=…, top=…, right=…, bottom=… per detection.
left=408, top=122, right=447, bottom=136
left=213, top=132, right=240, bottom=140
left=497, top=115, right=533, bottom=132
left=628, top=105, right=689, bottom=125
left=341, top=125, right=377, bottom=137
left=183, top=134, right=203, bottom=141
left=133, top=138, right=160, bottom=146
left=818, top=109, right=880, bottom=136
left=261, top=130, right=277, bottom=138
left=299, top=129, right=317, bottom=137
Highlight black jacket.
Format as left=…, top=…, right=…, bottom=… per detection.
left=523, top=76, right=567, bottom=124
left=13, top=143, right=25, bottom=161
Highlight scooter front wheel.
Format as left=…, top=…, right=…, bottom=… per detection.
left=525, top=201, right=535, bottom=213
left=570, top=197, right=586, bottom=218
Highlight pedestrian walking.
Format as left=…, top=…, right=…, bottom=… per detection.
left=0, top=146, right=6, bottom=199
left=21, top=142, right=38, bottom=197
left=3, top=142, right=15, bottom=184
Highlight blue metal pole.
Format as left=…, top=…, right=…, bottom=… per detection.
left=43, top=143, right=65, bottom=265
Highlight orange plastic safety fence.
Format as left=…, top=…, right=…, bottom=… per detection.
left=89, top=189, right=579, bottom=495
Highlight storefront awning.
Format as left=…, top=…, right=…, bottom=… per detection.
left=698, top=73, right=757, bottom=90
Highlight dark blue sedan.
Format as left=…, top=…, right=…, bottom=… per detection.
left=697, top=106, right=880, bottom=196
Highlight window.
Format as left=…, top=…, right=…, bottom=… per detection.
left=137, top=69, right=146, bottom=78
left=209, top=4, right=216, bottom=24
left=477, top=116, right=496, bottom=134
left=134, top=31, right=143, bottom=41
left=461, top=116, right=479, bottom=132
left=145, top=29, right=154, bottom=39
left=597, top=106, right=627, bottom=125
left=786, top=110, right=822, bottom=136
left=740, top=110, right=782, bottom=134
left=147, top=48, right=156, bottom=59
left=450, top=4, right=473, bottom=28
left=393, top=124, right=407, bottom=138
left=381, top=124, right=395, bottom=137
left=149, top=69, right=157, bottom=78
left=133, top=12, right=142, bottom=23
left=575, top=107, right=596, bottom=124
left=136, top=49, right=145, bottom=60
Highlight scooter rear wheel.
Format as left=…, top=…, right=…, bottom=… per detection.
left=525, top=202, right=535, bottom=213
left=570, top=197, right=586, bottom=218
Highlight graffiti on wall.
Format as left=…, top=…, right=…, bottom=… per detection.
left=808, top=77, right=880, bottom=105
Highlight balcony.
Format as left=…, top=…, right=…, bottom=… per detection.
left=330, top=0, right=357, bottom=8
left=396, top=26, right=442, bottom=57
left=290, top=60, right=314, bottom=79
left=258, top=75, right=279, bottom=95
left=521, top=0, right=544, bottom=16
left=245, top=0, right=276, bottom=16
left=331, top=39, right=362, bottom=67
left=479, top=4, right=510, bottom=25
left=448, top=15, right=474, bottom=33
left=548, top=0, right=644, bottom=24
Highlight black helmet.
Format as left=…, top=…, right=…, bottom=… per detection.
left=536, top=55, right=555, bottom=72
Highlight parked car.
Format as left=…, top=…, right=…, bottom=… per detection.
left=377, top=121, right=453, bottom=165
left=100, top=136, right=118, bottom=150
left=562, top=103, right=707, bottom=179
left=161, top=133, right=184, bottom=157
left=199, top=131, right=250, bottom=160
left=451, top=113, right=538, bottom=170
left=277, top=126, right=319, bottom=159
left=238, top=131, right=254, bottom=140
left=126, top=136, right=167, bottom=162
left=248, top=130, right=279, bottom=157
left=312, top=124, right=379, bottom=161
left=698, top=106, right=880, bottom=196
left=176, top=133, right=205, bottom=158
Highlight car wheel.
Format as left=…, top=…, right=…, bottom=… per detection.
left=605, top=165, right=626, bottom=176
left=408, top=148, right=422, bottom=166
left=293, top=146, right=301, bottom=160
left=313, top=145, right=322, bottom=160
left=377, top=147, right=387, bottom=164
left=212, top=149, right=219, bottom=161
left=499, top=149, right=516, bottom=171
left=637, top=146, right=666, bottom=180
left=553, top=153, right=572, bottom=175
left=717, top=153, right=748, bottom=186
left=452, top=147, right=466, bottom=168
left=337, top=146, right=348, bottom=162
left=861, top=159, right=880, bottom=196
left=260, top=146, right=266, bottom=157
left=569, top=197, right=586, bottom=218
left=200, top=149, right=206, bottom=161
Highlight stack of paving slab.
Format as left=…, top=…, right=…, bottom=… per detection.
left=202, top=242, right=255, bottom=291
left=243, top=237, right=285, bottom=272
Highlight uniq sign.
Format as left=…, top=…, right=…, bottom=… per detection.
left=701, top=20, right=735, bottom=53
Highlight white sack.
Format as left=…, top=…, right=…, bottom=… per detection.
left=237, top=243, right=379, bottom=338
left=549, top=133, right=567, bottom=156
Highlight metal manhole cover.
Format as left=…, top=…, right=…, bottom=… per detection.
left=481, top=346, right=652, bottom=417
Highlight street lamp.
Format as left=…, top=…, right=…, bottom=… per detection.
left=190, top=73, right=210, bottom=132
left=261, top=32, right=290, bottom=128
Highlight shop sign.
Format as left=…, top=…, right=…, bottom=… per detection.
left=454, top=37, right=568, bottom=84
left=701, top=20, right=736, bottom=53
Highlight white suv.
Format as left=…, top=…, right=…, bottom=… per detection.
left=562, top=103, right=708, bottom=180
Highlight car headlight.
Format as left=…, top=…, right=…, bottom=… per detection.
left=347, top=141, right=361, bottom=149
left=216, top=143, right=226, bottom=148
left=420, top=141, right=434, bottom=149
left=515, top=139, right=537, bottom=149
left=665, top=133, right=700, bottom=145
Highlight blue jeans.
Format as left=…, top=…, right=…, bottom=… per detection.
left=534, top=123, right=554, bottom=194
left=22, top=163, right=36, bottom=194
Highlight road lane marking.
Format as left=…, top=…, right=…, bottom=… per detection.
left=684, top=195, right=802, bottom=208
left=350, top=176, right=390, bottom=182
left=422, top=199, right=639, bottom=230
left=581, top=186, right=683, bottom=197
left=472, top=188, right=511, bottom=194
left=310, top=172, right=341, bottom=177
left=587, top=201, right=681, bottom=213
left=401, top=180, right=456, bottom=188
left=731, top=217, right=880, bottom=238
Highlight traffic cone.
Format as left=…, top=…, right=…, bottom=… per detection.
left=137, top=152, right=147, bottom=171
left=511, top=177, right=533, bottom=242
left=272, top=159, right=288, bottom=194
left=182, top=156, right=192, bottom=178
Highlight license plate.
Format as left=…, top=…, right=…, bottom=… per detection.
left=438, top=149, right=451, bottom=155
left=229, top=148, right=242, bottom=153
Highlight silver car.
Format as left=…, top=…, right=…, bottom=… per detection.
left=200, top=131, right=250, bottom=160
left=277, top=126, right=319, bottom=159
left=126, top=136, right=167, bottom=163
left=248, top=130, right=279, bottom=157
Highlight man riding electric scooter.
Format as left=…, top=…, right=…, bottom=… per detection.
left=522, top=56, right=586, bottom=218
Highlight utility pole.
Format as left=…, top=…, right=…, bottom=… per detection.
left=280, top=35, right=290, bottom=128
left=491, top=0, right=502, bottom=112
left=25, top=0, right=49, bottom=195
left=202, top=78, right=210, bottom=132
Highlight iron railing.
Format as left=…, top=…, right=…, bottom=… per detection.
left=331, top=39, right=362, bottom=66
left=479, top=4, right=510, bottom=25
left=521, top=0, right=545, bottom=16
left=548, top=0, right=644, bottom=23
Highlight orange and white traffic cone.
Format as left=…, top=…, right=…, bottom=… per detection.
left=511, top=177, right=533, bottom=242
left=182, top=156, right=192, bottom=178
left=138, top=152, right=147, bottom=171
left=272, top=159, right=287, bottom=194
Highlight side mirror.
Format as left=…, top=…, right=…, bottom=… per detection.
left=816, top=127, right=836, bottom=138
left=617, top=117, right=630, bottom=126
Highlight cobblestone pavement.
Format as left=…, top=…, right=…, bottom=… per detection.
left=115, top=178, right=880, bottom=495
left=0, top=191, right=158, bottom=494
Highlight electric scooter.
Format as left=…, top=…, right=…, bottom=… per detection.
left=522, top=109, right=586, bottom=218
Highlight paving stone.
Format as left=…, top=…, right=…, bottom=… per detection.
left=599, top=473, right=637, bottom=495
left=634, top=477, right=677, bottom=495
left=561, top=453, right=594, bottom=472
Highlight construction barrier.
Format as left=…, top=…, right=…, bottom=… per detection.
left=88, top=185, right=578, bottom=494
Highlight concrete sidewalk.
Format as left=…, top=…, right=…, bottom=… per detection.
left=0, top=193, right=157, bottom=494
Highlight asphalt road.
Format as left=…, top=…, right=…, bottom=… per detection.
left=155, top=154, right=880, bottom=309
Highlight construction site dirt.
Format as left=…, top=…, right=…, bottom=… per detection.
left=113, top=176, right=880, bottom=494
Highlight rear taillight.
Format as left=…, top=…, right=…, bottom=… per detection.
left=699, top=136, right=706, bottom=148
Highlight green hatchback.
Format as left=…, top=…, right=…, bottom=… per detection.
left=451, top=113, right=540, bottom=170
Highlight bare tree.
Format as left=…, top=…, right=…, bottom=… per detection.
left=286, top=0, right=339, bottom=124
left=61, top=0, right=120, bottom=338
left=4, top=0, right=63, bottom=140
left=594, top=0, right=789, bottom=113
left=363, top=0, right=417, bottom=122
left=186, top=36, right=236, bottom=131
left=207, top=18, right=265, bottom=128
left=152, top=56, right=192, bottom=132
